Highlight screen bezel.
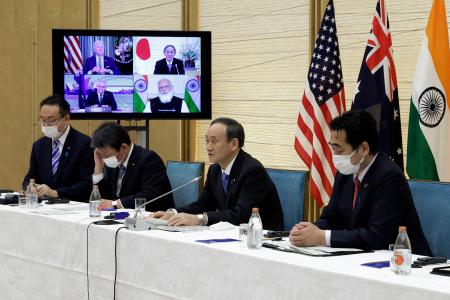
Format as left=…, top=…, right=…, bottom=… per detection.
left=52, top=29, right=211, bottom=120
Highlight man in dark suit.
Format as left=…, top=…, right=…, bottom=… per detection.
left=153, top=118, right=284, bottom=230
left=144, top=78, right=183, bottom=113
left=289, top=110, right=431, bottom=255
left=23, top=95, right=94, bottom=202
left=85, top=80, right=118, bottom=111
left=153, top=45, right=185, bottom=75
left=92, top=122, right=174, bottom=211
left=83, top=40, right=120, bottom=75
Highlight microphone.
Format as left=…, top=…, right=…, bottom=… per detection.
left=175, top=63, right=179, bottom=75
left=124, top=176, right=201, bottom=231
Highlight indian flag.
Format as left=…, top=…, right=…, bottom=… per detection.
left=134, top=75, right=148, bottom=112
left=407, top=0, right=450, bottom=181
left=181, top=76, right=201, bottom=113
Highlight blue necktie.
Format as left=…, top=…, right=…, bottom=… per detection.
left=51, top=140, right=60, bottom=175
left=119, top=164, right=126, bottom=179
left=222, top=172, right=229, bottom=194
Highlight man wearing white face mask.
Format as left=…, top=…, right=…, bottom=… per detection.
left=289, top=110, right=431, bottom=255
left=23, top=95, right=94, bottom=201
left=91, top=122, right=174, bottom=211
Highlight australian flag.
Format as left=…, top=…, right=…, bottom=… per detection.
left=351, top=0, right=403, bottom=170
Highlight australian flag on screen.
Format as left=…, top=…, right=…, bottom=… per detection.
left=351, top=0, right=404, bottom=170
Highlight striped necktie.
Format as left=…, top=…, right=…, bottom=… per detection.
left=119, top=164, right=126, bottom=178
left=52, top=139, right=61, bottom=175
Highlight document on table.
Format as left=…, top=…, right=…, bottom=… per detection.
left=264, top=240, right=365, bottom=256
left=31, top=208, right=81, bottom=215
left=157, top=225, right=210, bottom=232
left=30, top=203, right=88, bottom=215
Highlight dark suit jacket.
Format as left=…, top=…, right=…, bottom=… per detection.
left=86, top=90, right=117, bottom=111
left=316, top=152, right=431, bottom=255
left=97, top=145, right=174, bottom=211
left=23, top=127, right=94, bottom=202
left=150, top=96, right=183, bottom=113
left=83, top=55, right=120, bottom=75
left=153, top=58, right=185, bottom=75
left=179, top=150, right=284, bottom=230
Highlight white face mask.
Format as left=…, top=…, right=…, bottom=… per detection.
left=103, top=154, right=121, bottom=168
left=332, top=148, right=364, bottom=175
left=41, top=125, right=60, bottom=139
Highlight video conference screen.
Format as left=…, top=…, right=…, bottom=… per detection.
left=52, top=29, right=211, bottom=120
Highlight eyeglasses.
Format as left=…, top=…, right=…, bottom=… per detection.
left=38, top=117, right=63, bottom=127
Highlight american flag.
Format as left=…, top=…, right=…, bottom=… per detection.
left=352, top=0, right=403, bottom=169
left=64, top=36, right=82, bottom=74
left=294, top=0, right=346, bottom=207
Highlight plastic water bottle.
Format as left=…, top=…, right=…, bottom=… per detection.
left=89, top=185, right=102, bottom=217
left=26, top=179, right=38, bottom=209
left=247, top=207, right=263, bottom=249
left=393, top=226, right=412, bottom=275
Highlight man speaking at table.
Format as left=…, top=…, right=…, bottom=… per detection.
left=289, top=110, right=431, bottom=255
left=23, top=95, right=94, bottom=201
left=152, top=117, right=284, bottom=230
left=92, top=122, right=174, bottom=211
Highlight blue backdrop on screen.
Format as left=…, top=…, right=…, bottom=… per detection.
left=52, top=29, right=211, bottom=120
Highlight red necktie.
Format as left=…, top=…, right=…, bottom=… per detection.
left=353, top=176, right=360, bottom=209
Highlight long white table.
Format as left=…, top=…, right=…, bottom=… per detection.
left=0, top=203, right=449, bottom=300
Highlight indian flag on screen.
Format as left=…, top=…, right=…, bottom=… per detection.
left=406, top=0, right=450, bottom=181
left=133, top=75, right=149, bottom=112
left=182, top=76, right=200, bottom=113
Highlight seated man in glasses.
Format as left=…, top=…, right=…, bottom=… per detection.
left=23, top=95, right=94, bottom=201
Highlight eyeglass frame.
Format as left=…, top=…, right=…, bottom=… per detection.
left=38, top=116, right=64, bottom=127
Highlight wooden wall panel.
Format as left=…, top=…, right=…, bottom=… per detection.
left=1, top=29, right=35, bottom=190
left=0, top=0, right=93, bottom=190
left=196, top=0, right=310, bottom=172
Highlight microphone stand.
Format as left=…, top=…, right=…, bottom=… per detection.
left=124, top=176, right=201, bottom=231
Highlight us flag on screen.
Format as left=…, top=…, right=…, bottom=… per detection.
left=294, top=0, right=346, bottom=207
left=352, top=0, right=403, bottom=170
left=64, top=36, right=82, bottom=73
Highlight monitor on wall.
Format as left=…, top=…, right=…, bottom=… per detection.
left=52, top=29, right=211, bottom=120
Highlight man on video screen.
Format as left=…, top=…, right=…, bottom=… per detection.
left=144, top=78, right=183, bottom=113
left=84, top=40, right=120, bottom=75
left=86, top=80, right=118, bottom=111
left=153, top=45, right=185, bottom=75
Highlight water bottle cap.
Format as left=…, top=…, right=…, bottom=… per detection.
left=251, top=207, right=259, bottom=213
left=399, top=226, right=407, bottom=232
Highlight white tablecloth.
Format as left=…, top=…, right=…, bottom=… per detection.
left=0, top=203, right=449, bottom=300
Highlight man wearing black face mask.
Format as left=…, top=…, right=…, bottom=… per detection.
left=91, top=122, right=174, bottom=211
left=23, top=95, right=94, bottom=201
left=289, top=110, right=431, bottom=255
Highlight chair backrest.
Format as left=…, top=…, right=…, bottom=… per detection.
left=166, top=160, right=205, bottom=209
left=266, top=168, right=308, bottom=231
left=408, top=180, right=450, bottom=257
